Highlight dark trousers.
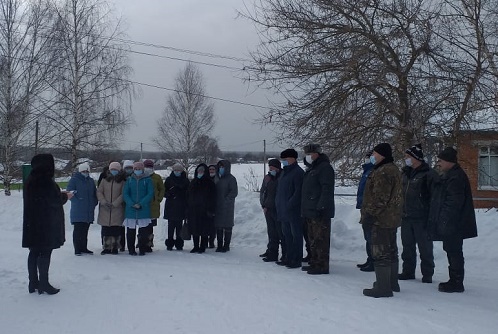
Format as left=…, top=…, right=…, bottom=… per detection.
left=443, top=236, right=465, bottom=282
left=362, top=222, right=373, bottom=262
left=167, top=219, right=183, bottom=240
left=371, top=225, right=398, bottom=267
left=281, top=217, right=303, bottom=265
left=28, top=248, right=53, bottom=284
left=264, top=209, right=283, bottom=258
left=400, top=219, right=434, bottom=277
left=119, top=227, right=126, bottom=250
left=127, top=227, right=148, bottom=253
left=216, top=227, right=232, bottom=248
left=306, top=217, right=331, bottom=271
left=73, top=222, right=91, bottom=253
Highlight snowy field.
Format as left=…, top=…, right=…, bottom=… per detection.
left=1, top=163, right=497, bottom=333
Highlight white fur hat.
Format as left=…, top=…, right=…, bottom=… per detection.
left=78, top=162, right=90, bottom=172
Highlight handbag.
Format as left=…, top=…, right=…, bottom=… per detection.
left=180, top=220, right=191, bottom=240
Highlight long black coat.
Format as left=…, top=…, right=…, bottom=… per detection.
left=301, top=154, right=335, bottom=219
left=214, top=160, right=238, bottom=228
left=22, top=154, right=68, bottom=250
left=428, top=164, right=478, bottom=241
left=187, top=164, right=216, bottom=236
left=163, top=170, right=189, bottom=221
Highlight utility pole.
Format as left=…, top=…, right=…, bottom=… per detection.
left=140, top=142, right=143, bottom=160
left=34, top=120, right=39, bottom=155
left=263, top=139, right=267, bottom=175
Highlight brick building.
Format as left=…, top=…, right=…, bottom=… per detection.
left=457, top=130, right=498, bottom=208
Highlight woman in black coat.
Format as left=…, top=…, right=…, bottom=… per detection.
left=22, top=154, right=73, bottom=295
left=187, top=164, right=216, bottom=253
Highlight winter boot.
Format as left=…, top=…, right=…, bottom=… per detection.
left=165, top=239, right=175, bottom=251
left=119, top=227, right=126, bottom=252
left=223, top=229, right=232, bottom=252
left=37, top=255, right=60, bottom=295
left=199, top=237, right=208, bottom=253
left=439, top=267, right=465, bottom=293
left=27, top=253, right=39, bottom=293
left=127, top=230, right=137, bottom=255
left=174, top=238, right=184, bottom=251
left=208, top=236, right=215, bottom=249
left=363, top=265, right=393, bottom=298
left=137, top=232, right=147, bottom=256
left=357, top=259, right=370, bottom=268
left=360, top=260, right=375, bottom=272
left=101, top=236, right=112, bottom=255
left=398, top=272, right=415, bottom=280
left=391, top=261, right=400, bottom=292
left=191, top=236, right=200, bottom=253
left=147, top=234, right=154, bottom=252
left=215, top=229, right=224, bottom=252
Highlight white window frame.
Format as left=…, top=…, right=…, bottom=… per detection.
left=478, top=145, right=498, bottom=191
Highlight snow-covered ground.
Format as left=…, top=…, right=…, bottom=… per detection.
left=1, top=163, right=497, bottom=333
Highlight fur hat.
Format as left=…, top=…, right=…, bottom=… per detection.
left=303, top=144, right=322, bottom=154
left=133, top=161, right=144, bottom=169
left=373, top=143, right=392, bottom=159
left=406, top=144, right=424, bottom=161
left=123, top=160, right=134, bottom=168
left=109, top=162, right=121, bottom=170
left=78, top=162, right=90, bottom=172
left=143, top=159, right=154, bottom=168
left=268, top=158, right=281, bottom=170
left=280, top=148, right=298, bottom=159
left=438, top=147, right=458, bottom=163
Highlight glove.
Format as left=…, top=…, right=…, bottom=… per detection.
left=132, top=203, right=142, bottom=210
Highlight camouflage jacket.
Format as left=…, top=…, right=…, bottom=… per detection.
left=361, top=159, right=403, bottom=229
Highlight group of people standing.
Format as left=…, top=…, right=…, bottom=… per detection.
left=356, top=143, right=478, bottom=298
left=22, top=154, right=238, bottom=295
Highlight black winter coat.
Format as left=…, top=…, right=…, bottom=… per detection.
left=275, top=162, right=304, bottom=222
left=22, top=154, right=68, bottom=250
left=260, top=171, right=280, bottom=210
left=301, top=154, right=335, bottom=219
left=401, top=162, right=438, bottom=223
left=163, top=171, right=189, bottom=221
left=187, top=164, right=216, bottom=236
left=428, top=164, right=478, bottom=241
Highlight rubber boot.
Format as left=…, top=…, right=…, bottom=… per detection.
left=37, top=255, right=60, bottom=295
left=363, top=265, right=393, bottom=298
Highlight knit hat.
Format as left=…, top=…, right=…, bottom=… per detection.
left=373, top=143, right=392, bottom=159
left=123, top=160, right=134, bottom=168
left=405, top=144, right=424, bottom=161
left=143, top=159, right=154, bottom=168
left=303, top=144, right=322, bottom=154
left=78, top=162, right=90, bottom=172
left=172, top=163, right=184, bottom=171
left=268, top=158, right=281, bottom=170
left=109, top=162, right=121, bottom=170
left=280, top=148, right=298, bottom=159
left=438, top=147, right=458, bottom=163
left=133, top=161, right=144, bottom=169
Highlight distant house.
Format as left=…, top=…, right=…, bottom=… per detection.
left=457, top=130, right=498, bottom=208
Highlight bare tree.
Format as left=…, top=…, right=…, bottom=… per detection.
left=193, top=134, right=221, bottom=165
left=0, top=0, right=57, bottom=195
left=45, top=0, right=135, bottom=169
left=155, top=62, right=215, bottom=171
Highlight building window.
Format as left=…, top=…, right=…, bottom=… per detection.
left=478, top=146, right=498, bottom=189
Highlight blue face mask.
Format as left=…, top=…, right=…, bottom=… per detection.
left=81, top=171, right=89, bottom=178
left=174, top=171, right=181, bottom=177
left=281, top=160, right=289, bottom=167
left=125, top=168, right=133, bottom=175
left=218, top=167, right=225, bottom=176
left=110, top=170, right=119, bottom=176
left=370, top=156, right=376, bottom=165
left=269, top=170, right=277, bottom=177
left=134, top=170, right=143, bottom=176
left=197, top=173, right=204, bottom=179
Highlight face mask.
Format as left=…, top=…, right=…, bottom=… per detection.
left=144, top=167, right=153, bottom=175
left=197, top=173, right=204, bottom=179
left=269, top=170, right=277, bottom=177
left=209, top=172, right=216, bottom=177
left=370, top=156, right=376, bottom=165
left=405, top=158, right=413, bottom=167
left=174, top=171, right=181, bottom=177
left=110, top=170, right=119, bottom=176
left=281, top=160, right=289, bottom=167
left=218, top=167, right=225, bottom=177
left=81, top=171, right=89, bottom=178
left=125, top=168, right=133, bottom=175
left=134, top=170, right=143, bottom=176
left=305, top=155, right=313, bottom=164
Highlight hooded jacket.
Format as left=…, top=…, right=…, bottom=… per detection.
left=67, top=171, right=98, bottom=223
left=123, top=173, right=154, bottom=219
left=22, top=154, right=67, bottom=249
left=187, top=163, right=217, bottom=235
left=163, top=170, right=189, bottom=221
left=214, top=160, right=238, bottom=228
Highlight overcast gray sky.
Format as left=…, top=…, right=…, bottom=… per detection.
left=110, top=0, right=283, bottom=153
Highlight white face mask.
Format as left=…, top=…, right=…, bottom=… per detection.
left=144, top=167, right=153, bottom=175
left=405, top=158, right=413, bottom=167
left=305, top=155, right=313, bottom=164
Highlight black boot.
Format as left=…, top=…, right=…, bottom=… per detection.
left=37, top=254, right=60, bottom=295
left=138, top=231, right=147, bottom=256
left=360, top=260, right=374, bottom=272
left=191, top=236, right=200, bottom=253
left=127, top=229, right=137, bottom=255
left=119, top=227, right=126, bottom=251
left=199, top=237, right=208, bottom=253
left=223, top=229, right=232, bottom=252
left=27, top=251, right=39, bottom=293
left=208, top=235, right=215, bottom=249
left=363, top=265, right=393, bottom=298
left=175, top=238, right=184, bottom=251
left=439, top=267, right=465, bottom=293
left=215, top=229, right=224, bottom=252
left=165, top=239, right=174, bottom=251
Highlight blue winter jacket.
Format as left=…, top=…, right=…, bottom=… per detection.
left=67, top=172, right=98, bottom=223
left=275, top=162, right=304, bottom=222
left=356, top=163, right=374, bottom=209
left=123, top=173, right=154, bottom=219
